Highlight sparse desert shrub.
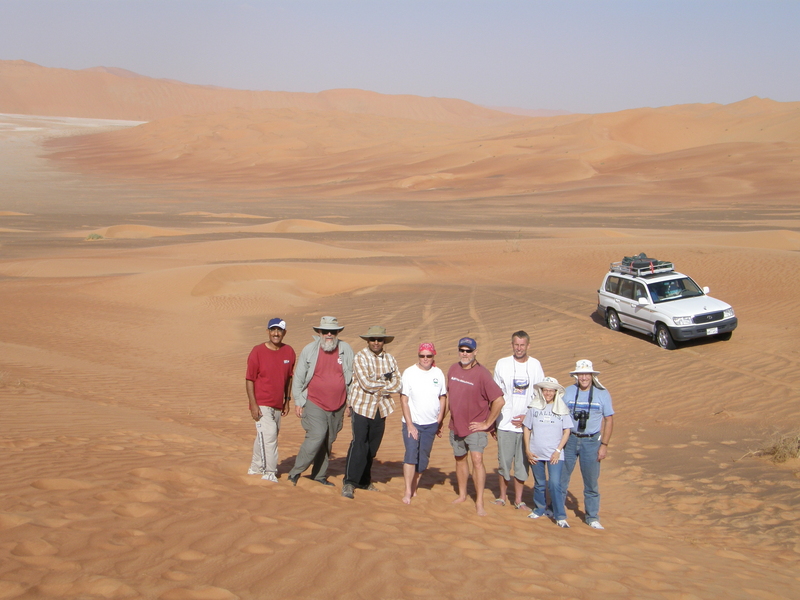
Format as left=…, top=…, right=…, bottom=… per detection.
left=85, top=233, right=104, bottom=241
left=759, top=429, right=800, bottom=463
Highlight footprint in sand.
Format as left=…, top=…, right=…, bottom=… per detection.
left=175, top=550, right=207, bottom=561
left=162, top=571, right=191, bottom=582
left=0, top=513, right=31, bottom=529
left=250, top=515, right=278, bottom=525
left=11, top=539, right=57, bottom=556
left=241, top=544, right=273, bottom=554
left=113, top=503, right=161, bottom=518
left=160, top=586, right=238, bottom=600
left=30, top=478, right=93, bottom=490
left=350, top=542, right=376, bottom=550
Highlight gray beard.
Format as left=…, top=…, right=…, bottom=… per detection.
left=320, top=338, right=338, bottom=353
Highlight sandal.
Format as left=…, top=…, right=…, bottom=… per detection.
left=514, top=502, right=528, bottom=510
left=493, top=498, right=506, bottom=506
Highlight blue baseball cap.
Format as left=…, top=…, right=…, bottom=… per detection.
left=458, top=337, right=477, bottom=350
left=268, top=317, right=286, bottom=330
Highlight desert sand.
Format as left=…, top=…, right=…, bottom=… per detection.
left=1, top=65, right=800, bottom=600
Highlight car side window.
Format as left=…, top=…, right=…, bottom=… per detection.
left=634, top=283, right=648, bottom=302
left=619, top=279, right=635, bottom=299
left=605, top=276, right=620, bottom=294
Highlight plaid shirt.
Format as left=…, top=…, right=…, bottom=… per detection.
left=349, top=347, right=401, bottom=418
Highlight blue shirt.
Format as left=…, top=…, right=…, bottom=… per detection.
left=564, top=384, right=614, bottom=435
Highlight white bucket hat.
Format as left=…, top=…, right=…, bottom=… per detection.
left=313, top=316, right=344, bottom=332
left=569, top=359, right=605, bottom=390
left=530, top=376, right=569, bottom=415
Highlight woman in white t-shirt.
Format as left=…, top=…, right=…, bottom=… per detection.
left=522, top=377, right=574, bottom=527
left=399, top=342, right=448, bottom=504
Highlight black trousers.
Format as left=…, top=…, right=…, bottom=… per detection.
left=344, top=411, right=386, bottom=488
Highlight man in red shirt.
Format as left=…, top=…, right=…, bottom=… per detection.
left=246, top=317, right=296, bottom=482
left=287, top=316, right=355, bottom=486
left=446, top=337, right=505, bottom=516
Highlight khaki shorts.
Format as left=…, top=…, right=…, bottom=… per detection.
left=449, top=430, right=488, bottom=457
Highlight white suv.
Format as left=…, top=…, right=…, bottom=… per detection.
left=597, top=255, right=737, bottom=349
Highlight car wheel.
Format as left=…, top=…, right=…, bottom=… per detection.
left=606, top=309, right=621, bottom=332
left=718, top=332, right=732, bottom=341
left=655, top=324, right=676, bottom=350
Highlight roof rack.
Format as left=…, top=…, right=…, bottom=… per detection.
left=610, top=254, right=674, bottom=277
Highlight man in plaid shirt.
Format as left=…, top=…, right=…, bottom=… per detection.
left=342, top=326, right=401, bottom=499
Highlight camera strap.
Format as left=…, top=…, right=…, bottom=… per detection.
left=572, top=384, right=594, bottom=414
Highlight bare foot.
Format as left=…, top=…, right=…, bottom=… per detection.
left=402, top=494, right=412, bottom=504
left=452, top=496, right=467, bottom=504
left=476, top=505, right=487, bottom=517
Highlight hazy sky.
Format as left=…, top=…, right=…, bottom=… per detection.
left=1, top=0, right=798, bottom=114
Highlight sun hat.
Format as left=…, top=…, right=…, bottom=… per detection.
left=530, top=377, right=569, bottom=415
left=569, top=359, right=604, bottom=390
left=359, top=326, right=395, bottom=343
left=313, top=316, right=344, bottom=332
left=533, top=376, right=565, bottom=394
left=268, top=317, right=286, bottom=330
left=458, top=337, right=477, bottom=350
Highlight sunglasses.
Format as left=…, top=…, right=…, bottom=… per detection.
left=458, top=348, right=475, bottom=354
left=368, top=338, right=385, bottom=342
left=418, top=354, right=434, bottom=359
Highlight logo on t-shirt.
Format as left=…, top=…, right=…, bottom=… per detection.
left=283, top=360, right=291, bottom=364
left=337, top=357, right=343, bottom=364
left=433, top=378, right=439, bottom=385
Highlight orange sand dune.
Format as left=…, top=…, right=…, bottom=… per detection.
left=45, top=98, right=800, bottom=201
left=0, top=60, right=518, bottom=126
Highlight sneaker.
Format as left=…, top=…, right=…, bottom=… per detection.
left=341, top=483, right=355, bottom=499
left=556, top=519, right=570, bottom=528
left=544, top=509, right=554, bottom=517
left=261, top=472, right=278, bottom=483
left=365, top=483, right=379, bottom=492
left=288, top=473, right=300, bottom=486
left=589, top=521, right=605, bottom=530
left=316, top=478, right=335, bottom=487
left=527, top=511, right=544, bottom=519
left=247, top=468, right=262, bottom=475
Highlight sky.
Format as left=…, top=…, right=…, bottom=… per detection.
left=1, top=0, right=798, bottom=114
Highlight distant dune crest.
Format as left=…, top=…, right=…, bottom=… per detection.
left=3, top=59, right=799, bottom=200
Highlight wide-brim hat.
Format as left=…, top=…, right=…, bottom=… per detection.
left=533, top=376, right=565, bottom=394
left=570, top=359, right=599, bottom=375
left=313, top=316, right=344, bottom=332
left=569, top=359, right=604, bottom=390
left=359, top=325, right=394, bottom=343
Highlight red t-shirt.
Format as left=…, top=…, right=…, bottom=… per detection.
left=307, top=347, right=347, bottom=412
left=246, top=343, right=296, bottom=409
left=447, top=362, right=504, bottom=437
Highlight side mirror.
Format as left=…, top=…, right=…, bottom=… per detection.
left=638, top=297, right=649, bottom=305
left=702, top=286, right=710, bottom=294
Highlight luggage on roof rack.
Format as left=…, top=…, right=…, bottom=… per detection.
left=610, top=253, right=674, bottom=277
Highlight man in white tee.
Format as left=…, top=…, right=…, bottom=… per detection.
left=492, top=330, right=544, bottom=508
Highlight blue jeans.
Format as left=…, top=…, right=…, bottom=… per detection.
left=560, top=433, right=602, bottom=523
left=530, top=460, right=565, bottom=520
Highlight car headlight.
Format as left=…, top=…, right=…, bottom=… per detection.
left=672, top=316, right=693, bottom=326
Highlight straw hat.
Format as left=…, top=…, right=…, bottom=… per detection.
left=359, top=325, right=394, bottom=343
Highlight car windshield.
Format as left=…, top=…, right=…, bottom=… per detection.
left=647, top=277, right=704, bottom=303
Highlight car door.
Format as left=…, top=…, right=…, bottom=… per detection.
left=617, top=280, right=652, bottom=333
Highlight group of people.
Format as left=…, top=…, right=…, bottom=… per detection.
left=245, top=316, right=614, bottom=529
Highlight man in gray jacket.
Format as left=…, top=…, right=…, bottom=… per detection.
left=288, top=316, right=354, bottom=486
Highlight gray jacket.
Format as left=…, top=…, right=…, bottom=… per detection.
left=292, top=336, right=355, bottom=407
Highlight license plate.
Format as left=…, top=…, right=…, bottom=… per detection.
left=706, top=327, right=718, bottom=335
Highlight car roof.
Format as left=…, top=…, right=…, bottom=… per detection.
left=605, top=271, right=689, bottom=283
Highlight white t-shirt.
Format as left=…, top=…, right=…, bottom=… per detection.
left=400, top=364, right=447, bottom=425
left=493, top=355, right=544, bottom=432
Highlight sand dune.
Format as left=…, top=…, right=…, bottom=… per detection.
left=0, top=60, right=517, bottom=126
left=43, top=98, right=800, bottom=201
